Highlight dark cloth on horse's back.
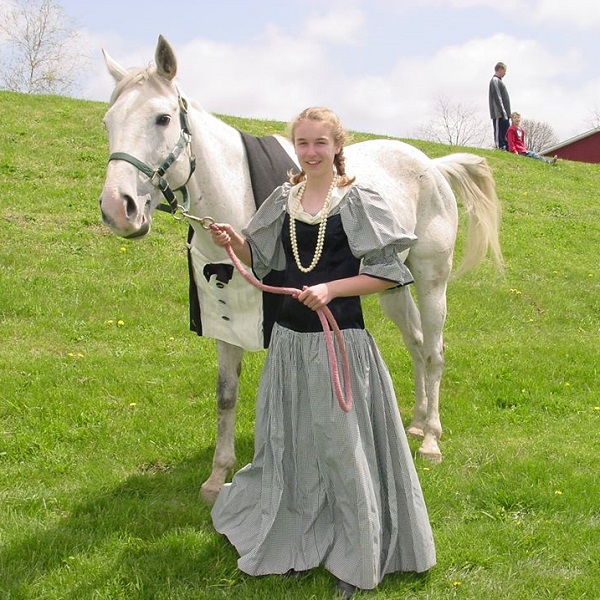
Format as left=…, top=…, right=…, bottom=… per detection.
left=188, top=132, right=297, bottom=348
left=239, top=132, right=297, bottom=208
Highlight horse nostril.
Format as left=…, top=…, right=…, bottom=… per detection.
left=124, top=194, right=138, bottom=219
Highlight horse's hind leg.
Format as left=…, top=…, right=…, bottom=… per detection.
left=200, top=340, right=243, bottom=504
left=410, top=265, right=450, bottom=462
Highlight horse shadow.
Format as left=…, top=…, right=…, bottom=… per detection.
left=2, top=432, right=432, bottom=598
left=0, top=437, right=257, bottom=598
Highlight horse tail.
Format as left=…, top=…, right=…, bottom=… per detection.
left=433, top=153, right=505, bottom=276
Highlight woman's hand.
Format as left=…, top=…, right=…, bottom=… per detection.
left=296, top=284, right=332, bottom=311
left=209, top=223, right=235, bottom=247
left=295, top=275, right=396, bottom=310
left=209, top=223, right=252, bottom=265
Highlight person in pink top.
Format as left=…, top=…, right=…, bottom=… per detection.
left=507, top=112, right=557, bottom=165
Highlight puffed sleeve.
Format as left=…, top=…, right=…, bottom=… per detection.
left=241, top=184, right=290, bottom=279
left=339, top=185, right=417, bottom=285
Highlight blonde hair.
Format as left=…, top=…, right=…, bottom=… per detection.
left=287, top=107, right=355, bottom=186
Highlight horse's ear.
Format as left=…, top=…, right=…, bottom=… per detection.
left=155, top=35, right=177, bottom=81
left=102, top=49, right=128, bottom=82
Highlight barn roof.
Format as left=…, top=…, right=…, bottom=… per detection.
left=542, top=126, right=600, bottom=155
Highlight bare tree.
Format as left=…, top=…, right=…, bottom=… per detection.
left=586, top=107, right=600, bottom=130
left=418, top=96, right=488, bottom=148
left=0, top=0, right=87, bottom=95
left=521, top=118, right=559, bottom=152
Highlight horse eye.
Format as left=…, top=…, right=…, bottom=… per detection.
left=156, top=114, right=171, bottom=126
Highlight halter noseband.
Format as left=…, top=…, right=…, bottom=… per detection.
left=107, top=91, right=197, bottom=214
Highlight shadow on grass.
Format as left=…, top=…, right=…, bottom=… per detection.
left=0, top=435, right=260, bottom=599
left=1, top=429, right=433, bottom=599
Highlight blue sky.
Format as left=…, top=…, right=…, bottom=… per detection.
left=16, top=0, right=600, bottom=144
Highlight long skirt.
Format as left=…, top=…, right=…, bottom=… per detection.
left=211, top=324, right=436, bottom=590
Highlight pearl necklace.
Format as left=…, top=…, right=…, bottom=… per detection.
left=289, top=177, right=337, bottom=273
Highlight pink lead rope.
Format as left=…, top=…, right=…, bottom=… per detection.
left=220, top=239, right=353, bottom=413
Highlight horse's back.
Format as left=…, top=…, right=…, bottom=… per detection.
left=345, top=139, right=457, bottom=236
left=348, top=137, right=428, bottom=160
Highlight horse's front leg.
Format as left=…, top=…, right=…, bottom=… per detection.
left=379, top=270, right=447, bottom=463
left=378, top=288, right=428, bottom=439
left=200, top=340, right=244, bottom=504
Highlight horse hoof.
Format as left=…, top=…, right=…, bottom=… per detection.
left=200, top=483, right=220, bottom=505
left=417, top=447, right=442, bottom=464
left=406, top=425, right=425, bottom=439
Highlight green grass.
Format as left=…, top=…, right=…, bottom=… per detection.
left=1, top=90, right=599, bottom=599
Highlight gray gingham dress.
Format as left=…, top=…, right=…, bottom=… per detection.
left=211, top=183, right=436, bottom=590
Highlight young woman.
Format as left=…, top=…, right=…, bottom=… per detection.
left=209, top=107, right=436, bottom=598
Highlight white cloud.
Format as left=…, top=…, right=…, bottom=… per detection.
left=414, top=0, right=600, bottom=28
left=303, top=6, right=366, bottom=45
left=82, top=7, right=599, bottom=146
left=534, top=0, right=600, bottom=28
left=174, top=30, right=334, bottom=121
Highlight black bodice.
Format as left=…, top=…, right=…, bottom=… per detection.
left=276, top=213, right=365, bottom=333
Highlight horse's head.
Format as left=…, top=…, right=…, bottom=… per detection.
left=99, top=36, right=195, bottom=238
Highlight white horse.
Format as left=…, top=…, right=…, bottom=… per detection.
left=100, top=36, right=503, bottom=503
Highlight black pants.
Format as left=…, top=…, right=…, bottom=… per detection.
left=492, top=118, right=509, bottom=150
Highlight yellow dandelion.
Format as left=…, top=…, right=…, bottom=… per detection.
left=169, top=336, right=175, bottom=341
left=423, top=467, right=431, bottom=472
left=106, top=319, right=114, bottom=325
left=119, top=246, right=127, bottom=253
left=555, top=490, right=563, bottom=495
left=117, top=320, right=125, bottom=327
left=593, top=407, right=600, bottom=412
left=453, top=580, right=462, bottom=587
left=129, top=402, right=137, bottom=407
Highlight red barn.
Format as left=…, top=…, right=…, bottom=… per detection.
left=542, top=127, right=600, bottom=164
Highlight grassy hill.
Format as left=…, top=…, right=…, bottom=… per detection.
left=1, top=90, right=599, bottom=599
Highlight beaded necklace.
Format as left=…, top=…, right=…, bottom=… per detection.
left=289, top=176, right=337, bottom=273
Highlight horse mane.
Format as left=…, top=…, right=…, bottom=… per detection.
left=109, top=65, right=171, bottom=106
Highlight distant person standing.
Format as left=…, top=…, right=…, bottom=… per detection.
left=489, top=62, right=511, bottom=150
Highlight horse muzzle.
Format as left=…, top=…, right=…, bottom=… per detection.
left=99, top=188, right=152, bottom=238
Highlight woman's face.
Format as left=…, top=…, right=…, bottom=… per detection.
left=293, top=119, right=341, bottom=179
